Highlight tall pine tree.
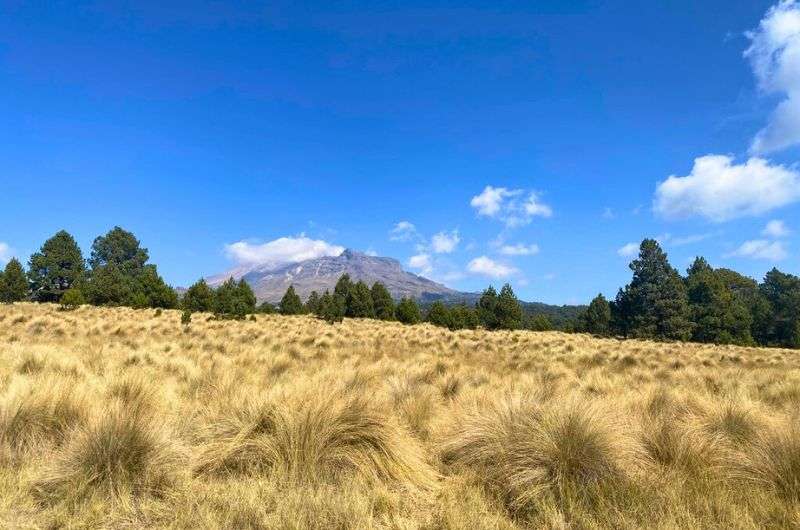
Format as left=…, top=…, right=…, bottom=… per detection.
left=27, top=230, right=85, bottom=302
left=0, top=258, right=28, bottom=302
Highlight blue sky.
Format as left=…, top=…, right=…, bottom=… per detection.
left=2, top=0, right=800, bottom=304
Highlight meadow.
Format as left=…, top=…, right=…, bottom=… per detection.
left=1, top=303, right=800, bottom=529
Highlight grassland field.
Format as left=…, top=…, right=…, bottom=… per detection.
left=2, top=302, right=800, bottom=529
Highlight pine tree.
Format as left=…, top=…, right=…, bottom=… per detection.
left=476, top=286, right=499, bottom=330
left=528, top=313, right=553, bottom=331
left=27, top=230, right=85, bottom=302
left=685, top=257, right=752, bottom=345
left=183, top=278, right=215, bottom=312
left=346, top=281, right=375, bottom=318
left=213, top=277, right=253, bottom=319
left=581, top=293, right=611, bottom=336
left=279, top=285, right=305, bottom=315
left=610, top=287, right=633, bottom=338
left=426, top=301, right=451, bottom=328
left=89, top=226, right=148, bottom=273
left=305, top=291, right=322, bottom=314
left=760, top=268, right=800, bottom=348
left=495, top=284, right=523, bottom=330
left=396, top=297, right=422, bottom=325
left=624, top=239, right=692, bottom=341
left=370, top=282, right=395, bottom=320
left=137, top=265, right=178, bottom=309
left=84, top=263, right=133, bottom=306
left=318, top=290, right=344, bottom=324
left=0, top=258, right=28, bottom=302
left=449, top=304, right=479, bottom=330
left=258, top=302, right=276, bottom=314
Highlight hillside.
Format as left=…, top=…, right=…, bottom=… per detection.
left=2, top=303, right=800, bottom=528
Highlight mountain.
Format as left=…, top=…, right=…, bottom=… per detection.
left=208, top=249, right=459, bottom=303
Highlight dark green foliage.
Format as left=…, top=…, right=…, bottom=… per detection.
left=527, top=313, right=553, bottom=331
left=581, top=294, right=611, bottom=336
left=213, top=277, right=256, bottom=319
left=136, top=265, right=178, bottom=309
left=305, top=291, right=321, bottom=314
left=396, top=297, right=422, bottom=325
left=426, top=301, right=451, bottom=328
left=685, top=258, right=752, bottom=345
left=317, top=290, right=344, bottom=324
left=279, top=285, right=305, bottom=315
left=476, top=286, right=498, bottom=330
left=28, top=230, right=85, bottom=302
left=181, top=310, right=192, bottom=325
left=258, top=302, right=276, bottom=314
left=183, top=279, right=215, bottom=312
left=59, top=287, right=86, bottom=310
left=346, top=281, right=375, bottom=318
left=84, top=264, right=132, bottom=306
left=89, top=226, right=148, bottom=273
left=85, top=227, right=175, bottom=309
left=495, top=284, right=524, bottom=330
left=449, top=304, right=479, bottom=330
left=0, top=258, right=28, bottom=302
left=610, top=288, right=634, bottom=338
left=334, top=274, right=353, bottom=300
left=618, top=239, right=692, bottom=341
left=371, top=282, right=395, bottom=320
left=760, top=268, right=800, bottom=348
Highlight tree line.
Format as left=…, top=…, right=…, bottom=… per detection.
left=575, top=239, right=800, bottom=349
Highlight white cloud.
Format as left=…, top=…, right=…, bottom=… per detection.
left=763, top=219, right=791, bottom=237
left=499, top=243, right=540, bottom=256
left=408, top=253, right=433, bottom=275
left=470, top=186, right=519, bottom=216
left=746, top=0, right=800, bottom=153
left=618, top=242, right=639, bottom=257
left=654, top=155, right=800, bottom=222
left=668, top=233, right=715, bottom=246
left=389, top=221, right=417, bottom=242
left=726, top=239, right=788, bottom=260
left=470, top=185, right=552, bottom=227
left=431, top=230, right=460, bottom=254
left=224, top=236, right=344, bottom=269
left=467, top=256, right=518, bottom=278
left=0, top=242, right=12, bottom=264
left=364, top=248, right=379, bottom=257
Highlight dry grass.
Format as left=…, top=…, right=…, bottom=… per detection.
left=1, top=303, right=800, bottom=528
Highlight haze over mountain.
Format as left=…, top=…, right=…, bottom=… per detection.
left=208, top=249, right=459, bottom=303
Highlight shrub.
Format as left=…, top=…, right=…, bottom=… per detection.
left=181, top=310, right=192, bottom=325
left=426, top=301, right=451, bottom=328
left=59, top=287, right=86, bottom=311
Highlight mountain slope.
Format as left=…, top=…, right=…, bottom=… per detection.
left=209, top=249, right=458, bottom=303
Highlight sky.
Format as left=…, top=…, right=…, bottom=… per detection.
left=2, top=0, right=800, bottom=305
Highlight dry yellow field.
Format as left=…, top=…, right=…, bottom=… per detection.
left=1, top=303, right=800, bottom=529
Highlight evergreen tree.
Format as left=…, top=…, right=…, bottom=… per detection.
left=84, top=263, right=133, bottom=306
left=213, top=277, right=254, bottom=319
left=305, top=291, right=322, bottom=314
left=89, top=226, right=148, bottom=273
left=258, top=302, right=276, bottom=314
left=279, top=285, right=305, bottom=315
left=495, top=284, right=523, bottom=330
left=318, top=290, right=344, bottom=324
left=371, top=282, right=395, bottom=320
left=334, top=274, right=353, bottom=313
left=137, top=265, right=178, bottom=309
left=685, top=257, right=752, bottom=345
left=476, top=286, right=499, bottom=330
left=0, top=259, right=28, bottom=302
left=426, top=301, right=451, bottom=328
left=449, top=304, right=479, bottom=330
left=610, top=288, right=633, bottom=337
left=27, top=230, right=85, bottom=302
left=183, top=278, right=215, bottom=312
left=346, top=281, right=375, bottom=318
left=528, top=313, right=553, bottom=331
left=396, top=297, right=422, bottom=325
left=716, top=268, right=772, bottom=345
left=622, top=239, right=692, bottom=341
left=760, top=268, right=800, bottom=348
left=581, top=293, right=611, bottom=336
